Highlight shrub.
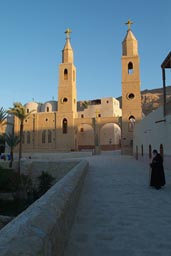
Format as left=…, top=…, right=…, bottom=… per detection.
left=37, top=171, right=55, bottom=196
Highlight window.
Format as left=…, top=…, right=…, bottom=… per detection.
left=141, top=144, right=144, bottom=156
left=81, top=114, right=84, bottom=118
left=27, top=109, right=29, bottom=113
left=128, top=62, right=133, bottom=74
left=80, top=128, right=84, bottom=132
left=63, top=98, right=68, bottom=103
left=63, top=119, right=68, bottom=134
left=64, top=69, right=68, bottom=80
left=27, top=131, right=31, bottom=144
left=48, top=130, right=52, bottom=143
left=98, top=114, right=101, bottom=117
left=127, top=93, right=135, bottom=100
left=42, top=130, right=46, bottom=143
left=47, top=107, right=49, bottom=112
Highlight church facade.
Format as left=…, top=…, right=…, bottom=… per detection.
left=7, top=24, right=142, bottom=154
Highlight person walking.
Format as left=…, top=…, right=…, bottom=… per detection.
left=150, top=149, right=166, bottom=189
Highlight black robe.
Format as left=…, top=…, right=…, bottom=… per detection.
left=150, top=154, right=166, bottom=188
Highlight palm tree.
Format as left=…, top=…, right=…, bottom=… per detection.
left=8, top=102, right=34, bottom=175
left=0, top=107, right=7, bottom=128
left=5, top=133, right=20, bottom=168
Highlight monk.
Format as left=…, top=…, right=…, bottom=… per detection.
left=150, top=149, right=166, bottom=189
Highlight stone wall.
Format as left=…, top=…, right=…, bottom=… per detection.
left=0, top=159, right=88, bottom=256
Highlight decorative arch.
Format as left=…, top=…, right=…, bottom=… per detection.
left=128, top=116, right=136, bottom=132
left=100, top=123, right=121, bottom=150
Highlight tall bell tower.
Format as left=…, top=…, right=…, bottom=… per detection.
left=56, top=29, right=77, bottom=150
left=121, top=20, right=142, bottom=154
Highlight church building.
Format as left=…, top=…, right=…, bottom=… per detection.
left=7, top=22, right=142, bottom=154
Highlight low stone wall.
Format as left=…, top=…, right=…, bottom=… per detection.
left=0, top=159, right=88, bottom=256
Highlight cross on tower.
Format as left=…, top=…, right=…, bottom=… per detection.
left=65, top=28, right=72, bottom=39
left=125, top=19, right=133, bottom=30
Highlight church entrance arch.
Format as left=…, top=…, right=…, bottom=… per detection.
left=77, top=124, right=94, bottom=150
left=100, top=123, right=121, bottom=150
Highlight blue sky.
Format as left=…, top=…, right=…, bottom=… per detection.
left=0, top=0, right=170, bottom=109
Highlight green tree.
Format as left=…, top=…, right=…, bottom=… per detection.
left=8, top=102, right=34, bottom=175
left=0, top=108, right=7, bottom=154
left=0, top=107, right=7, bottom=128
left=5, top=133, right=20, bottom=168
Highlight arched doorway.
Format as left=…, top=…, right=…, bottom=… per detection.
left=100, top=123, right=121, bottom=150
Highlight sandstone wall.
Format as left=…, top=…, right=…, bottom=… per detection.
left=0, top=159, right=88, bottom=256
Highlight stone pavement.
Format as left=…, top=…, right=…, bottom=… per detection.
left=64, top=151, right=171, bottom=256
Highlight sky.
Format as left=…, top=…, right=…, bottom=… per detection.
left=0, top=0, right=170, bottom=110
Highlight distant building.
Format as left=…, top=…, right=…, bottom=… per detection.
left=133, top=52, right=171, bottom=169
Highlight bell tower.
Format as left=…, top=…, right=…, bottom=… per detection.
left=121, top=20, right=142, bottom=154
left=56, top=29, right=77, bottom=150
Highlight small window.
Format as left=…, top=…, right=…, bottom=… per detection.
left=47, top=107, right=49, bottom=112
left=63, top=118, right=68, bottom=134
left=64, top=69, right=68, bottom=80
left=81, top=114, right=84, bottom=118
left=80, top=128, right=84, bottom=132
left=98, top=114, right=101, bottom=117
left=128, top=62, right=133, bottom=74
left=27, top=109, right=29, bottom=113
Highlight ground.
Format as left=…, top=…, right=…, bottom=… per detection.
left=64, top=151, right=171, bottom=256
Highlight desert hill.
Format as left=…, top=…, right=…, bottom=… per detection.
left=117, top=86, right=171, bottom=116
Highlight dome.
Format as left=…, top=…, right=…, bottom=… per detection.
left=41, top=100, right=57, bottom=112
left=25, top=102, right=39, bottom=113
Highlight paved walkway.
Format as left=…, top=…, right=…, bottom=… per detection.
left=64, top=151, right=171, bottom=256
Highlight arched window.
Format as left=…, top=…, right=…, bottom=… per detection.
left=48, top=130, right=52, bottom=143
left=27, top=131, right=31, bottom=144
left=128, top=116, right=136, bottom=132
left=149, top=144, right=152, bottom=159
left=141, top=144, right=144, bottom=156
left=47, top=107, right=49, bottom=112
left=42, top=130, right=46, bottom=144
left=63, top=118, right=68, bottom=134
left=64, top=69, right=68, bottom=80
left=128, top=62, right=133, bottom=74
